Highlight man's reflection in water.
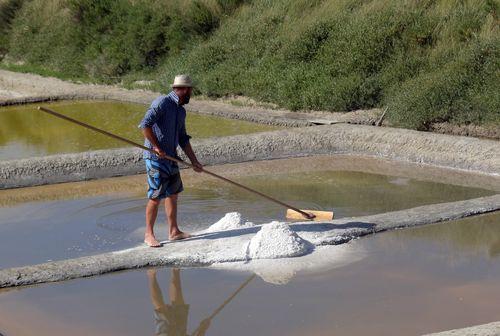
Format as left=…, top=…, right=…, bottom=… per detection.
left=147, top=268, right=210, bottom=336
left=147, top=268, right=255, bottom=336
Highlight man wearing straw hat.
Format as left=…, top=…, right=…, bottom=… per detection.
left=139, top=74, right=203, bottom=247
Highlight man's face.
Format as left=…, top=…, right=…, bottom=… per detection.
left=175, top=87, right=192, bottom=105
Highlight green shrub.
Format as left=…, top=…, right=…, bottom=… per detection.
left=5, top=0, right=238, bottom=80
left=186, top=0, right=220, bottom=36
left=0, top=0, right=24, bottom=58
left=3, top=0, right=499, bottom=128
left=387, top=38, right=499, bottom=129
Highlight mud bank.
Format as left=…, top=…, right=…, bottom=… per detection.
left=2, top=154, right=498, bottom=207
left=1, top=123, right=499, bottom=189
left=1, top=194, right=498, bottom=288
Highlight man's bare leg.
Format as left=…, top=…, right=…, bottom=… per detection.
left=165, top=194, right=190, bottom=240
left=144, top=199, right=162, bottom=247
left=147, top=268, right=165, bottom=309
left=169, top=268, right=185, bottom=304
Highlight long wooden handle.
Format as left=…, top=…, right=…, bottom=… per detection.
left=38, top=106, right=313, bottom=219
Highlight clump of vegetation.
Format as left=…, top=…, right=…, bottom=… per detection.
left=0, top=0, right=24, bottom=59
left=4, top=0, right=242, bottom=80
left=1, top=0, right=499, bottom=129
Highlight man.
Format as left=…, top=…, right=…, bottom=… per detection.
left=139, top=74, right=203, bottom=247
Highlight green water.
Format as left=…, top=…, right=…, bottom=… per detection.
left=0, top=100, right=281, bottom=160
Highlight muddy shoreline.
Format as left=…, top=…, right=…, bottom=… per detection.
left=0, top=69, right=318, bottom=127
left=424, top=321, right=500, bottom=336
left=2, top=154, right=498, bottom=207
left=1, top=122, right=499, bottom=189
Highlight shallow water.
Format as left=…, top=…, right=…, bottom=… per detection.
left=0, top=170, right=493, bottom=269
left=0, top=100, right=280, bottom=160
left=1, top=212, right=499, bottom=336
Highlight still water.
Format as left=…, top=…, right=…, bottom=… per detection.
left=1, top=212, right=499, bottom=336
left=0, top=170, right=493, bottom=269
left=0, top=155, right=499, bottom=335
left=0, top=100, right=281, bottom=160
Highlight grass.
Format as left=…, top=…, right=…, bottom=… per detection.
left=1, top=0, right=499, bottom=130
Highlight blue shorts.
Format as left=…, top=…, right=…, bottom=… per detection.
left=145, top=159, right=183, bottom=199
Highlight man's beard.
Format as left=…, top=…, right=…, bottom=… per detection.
left=181, top=94, right=191, bottom=105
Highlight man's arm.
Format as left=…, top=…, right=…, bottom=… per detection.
left=179, top=116, right=202, bottom=172
left=139, top=103, right=167, bottom=158
left=181, top=142, right=203, bottom=172
left=142, top=127, right=167, bottom=158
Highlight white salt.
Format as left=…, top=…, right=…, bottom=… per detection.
left=245, top=221, right=313, bottom=260
left=203, top=212, right=255, bottom=233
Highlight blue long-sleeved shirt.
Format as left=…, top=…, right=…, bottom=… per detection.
left=138, top=91, right=191, bottom=168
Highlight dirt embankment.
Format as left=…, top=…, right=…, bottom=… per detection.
left=1, top=123, right=499, bottom=189
left=0, top=69, right=498, bottom=190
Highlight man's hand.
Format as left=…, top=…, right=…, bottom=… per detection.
left=191, top=160, right=203, bottom=173
left=181, top=142, right=202, bottom=172
left=153, top=147, right=167, bottom=159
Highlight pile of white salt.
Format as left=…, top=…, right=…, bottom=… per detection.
left=202, top=212, right=255, bottom=233
left=245, top=221, right=313, bottom=259
left=201, top=213, right=313, bottom=261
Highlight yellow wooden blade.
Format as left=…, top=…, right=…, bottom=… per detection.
left=286, top=209, right=334, bottom=221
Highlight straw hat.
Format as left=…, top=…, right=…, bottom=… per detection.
left=171, top=74, right=194, bottom=88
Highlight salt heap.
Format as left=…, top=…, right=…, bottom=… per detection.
left=245, top=221, right=313, bottom=260
left=203, top=212, right=255, bottom=233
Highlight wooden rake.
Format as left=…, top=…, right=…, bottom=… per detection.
left=38, top=106, right=334, bottom=221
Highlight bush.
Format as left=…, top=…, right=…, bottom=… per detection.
left=0, top=0, right=24, bottom=59
left=386, top=28, right=499, bottom=129
left=3, top=0, right=499, bottom=128
left=5, top=0, right=239, bottom=80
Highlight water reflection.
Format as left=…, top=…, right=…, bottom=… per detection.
left=147, top=268, right=254, bottom=336
left=1, top=226, right=500, bottom=336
